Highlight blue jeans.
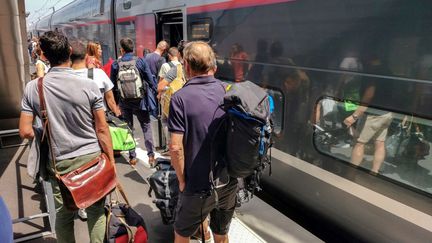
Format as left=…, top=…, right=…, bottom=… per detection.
left=119, top=99, right=155, bottom=158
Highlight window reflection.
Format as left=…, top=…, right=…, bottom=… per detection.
left=314, top=97, right=432, bottom=195
left=266, top=89, right=283, bottom=134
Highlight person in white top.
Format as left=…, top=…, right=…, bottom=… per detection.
left=35, top=45, right=50, bottom=77
left=69, top=40, right=120, bottom=221
left=70, top=40, right=121, bottom=116
left=158, top=47, right=181, bottom=84
left=157, top=47, right=181, bottom=154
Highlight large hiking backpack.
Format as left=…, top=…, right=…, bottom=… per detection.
left=222, top=81, right=273, bottom=179
left=147, top=158, right=179, bottom=224
left=160, top=64, right=186, bottom=117
left=117, top=57, right=145, bottom=99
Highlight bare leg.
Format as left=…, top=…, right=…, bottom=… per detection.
left=371, top=140, right=385, bottom=173
left=213, top=233, right=229, bottom=243
left=203, top=220, right=211, bottom=241
left=174, top=231, right=190, bottom=243
left=351, top=142, right=365, bottom=166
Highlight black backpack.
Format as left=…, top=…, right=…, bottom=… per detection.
left=147, top=158, right=179, bottom=224
left=221, top=81, right=273, bottom=188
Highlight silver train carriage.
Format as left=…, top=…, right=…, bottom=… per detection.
left=29, top=0, right=432, bottom=242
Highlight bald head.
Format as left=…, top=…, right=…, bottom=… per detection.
left=183, top=41, right=216, bottom=75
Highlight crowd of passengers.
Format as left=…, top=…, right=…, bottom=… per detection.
left=20, top=31, right=238, bottom=243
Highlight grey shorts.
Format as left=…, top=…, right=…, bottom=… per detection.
left=174, top=179, right=238, bottom=237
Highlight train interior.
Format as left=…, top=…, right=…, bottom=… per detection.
left=156, top=10, right=183, bottom=48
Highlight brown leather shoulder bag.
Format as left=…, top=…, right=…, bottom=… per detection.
left=38, top=77, right=117, bottom=210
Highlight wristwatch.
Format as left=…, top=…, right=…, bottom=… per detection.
left=352, top=114, right=359, bottom=121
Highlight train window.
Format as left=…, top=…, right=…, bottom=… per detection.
left=115, top=20, right=136, bottom=55
left=190, top=18, right=212, bottom=41
left=266, top=88, right=283, bottom=134
left=314, top=97, right=432, bottom=195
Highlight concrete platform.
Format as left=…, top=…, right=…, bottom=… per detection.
left=1, top=128, right=321, bottom=242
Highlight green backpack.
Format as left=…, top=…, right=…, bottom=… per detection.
left=107, top=113, right=136, bottom=151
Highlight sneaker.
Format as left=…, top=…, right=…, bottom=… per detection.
left=129, top=158, right=137, bottom=166
left=148, top=155, right=156, bottom=168
left=78, top=208, right=87, bottom=221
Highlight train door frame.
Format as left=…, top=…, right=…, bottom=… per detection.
left=153, top=6, right=187, bottom=48
left=152, top=7, right=186, bottom=149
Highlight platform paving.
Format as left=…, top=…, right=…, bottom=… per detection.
left=1, top=119, right=322, bottom=243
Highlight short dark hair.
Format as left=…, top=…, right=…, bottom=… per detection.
left=39, top=31, right=71, bottom=66
left=143, top=48, right=151, bottom=57
left=120, top=38, right=134, bottom=53
left=177, top=40, right=188, bottom=58
left=70, top=41, right=86, bottom=63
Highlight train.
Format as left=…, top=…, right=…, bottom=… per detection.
left=28, top=0, right=432, bottom=242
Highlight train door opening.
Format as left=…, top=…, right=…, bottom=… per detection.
left=155, top=10, right=184, bottom=48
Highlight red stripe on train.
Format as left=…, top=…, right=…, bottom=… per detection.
left=187, top=0, right=295, bottom=14
left=75, top=16, right=136, bottom=27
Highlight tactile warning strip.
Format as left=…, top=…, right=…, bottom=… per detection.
left=228, top=217, right=267, bottom=243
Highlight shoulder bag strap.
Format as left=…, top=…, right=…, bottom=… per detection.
left=88, top=68, right=94, bottom=80
left=38, top=77, right=60, bottom=177
left=116, top=182, right=130, bottom=205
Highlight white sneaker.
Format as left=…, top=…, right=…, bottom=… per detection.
left=78, top=208, right=87, bottom=221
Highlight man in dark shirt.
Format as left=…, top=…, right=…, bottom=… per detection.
left=110, top=38, right=156, bottom=166
left=169, top=41, right=237, bottom=243
left=344, top=60, right=393, bottom=174
left=145, top=40, right=169, bottom=79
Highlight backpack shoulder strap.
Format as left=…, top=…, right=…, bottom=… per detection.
left=128, top=56, right=139, bottom=67
left=87, top=68, right=94, bottom=80
left=117, top=57, right=124, bottom=66
left=168, top=61, right=175, bottom=68
left=176, top=64, right=184, bottom=81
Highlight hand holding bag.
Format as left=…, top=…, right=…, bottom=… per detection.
left=38, top=77, right=117, bottom=210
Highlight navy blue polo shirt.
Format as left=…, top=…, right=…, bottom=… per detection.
left=168, top=75, right=226, bottom=193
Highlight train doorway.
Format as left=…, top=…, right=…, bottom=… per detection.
left=155, top=10, right=184, bottom=48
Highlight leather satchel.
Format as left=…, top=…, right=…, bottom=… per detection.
left=38, top=77, right=117, bottom=210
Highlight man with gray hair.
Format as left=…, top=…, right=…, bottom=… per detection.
left=169, top=41, right=237, bottom=243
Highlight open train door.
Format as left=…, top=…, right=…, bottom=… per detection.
left=151, top=8, right=185, bottom=149
left=154, top=9, right=185, bottom=48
